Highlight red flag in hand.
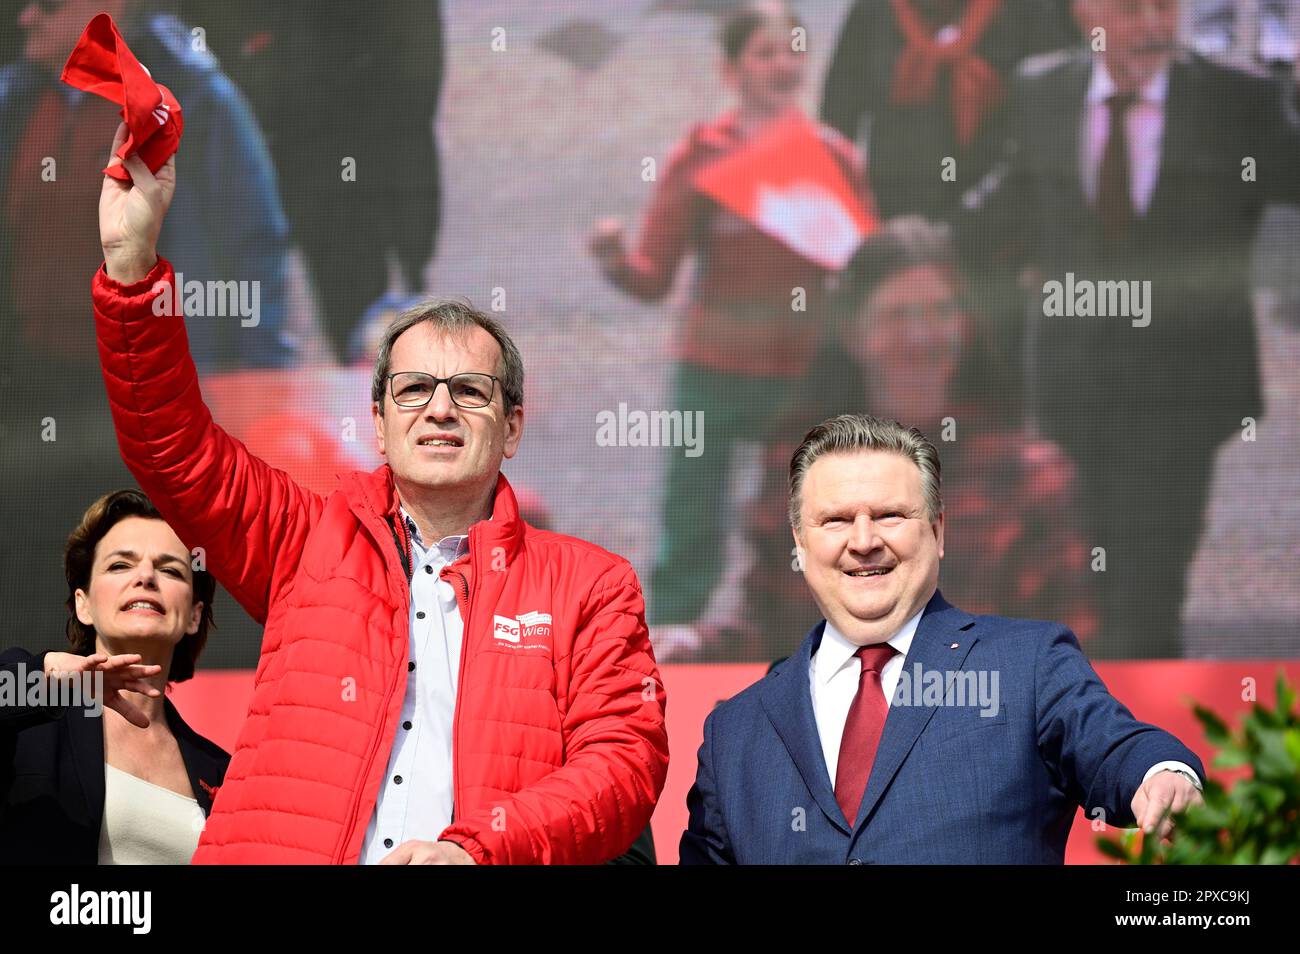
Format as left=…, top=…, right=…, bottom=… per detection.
left=693, top=112, right=876, bottom=270
left=60, top=12, right=183, bottom=181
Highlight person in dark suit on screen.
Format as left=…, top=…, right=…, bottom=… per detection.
left=680, top=414, right=1203, bottom=864
left=957, top=0, right=1300, bottom=657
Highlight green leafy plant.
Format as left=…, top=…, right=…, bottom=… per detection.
left=1098, top=671, right=1300, bottom=865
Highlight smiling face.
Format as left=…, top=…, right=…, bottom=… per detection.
left=724, top=18, right=806, bottom=115
left=372, top=322, right=523, bottom=496
left=74, top=516, right=201, bottom=649
left=794, top=449, right=944, bottom=645
left=848, top=264, right=970, bottom=424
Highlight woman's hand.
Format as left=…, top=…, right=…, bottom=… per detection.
left=99, top=121, right=177, bottom=285
left=43, top=652, right=163, bottom=728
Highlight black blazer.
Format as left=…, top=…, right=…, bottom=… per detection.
left=959, top=48, right=1300, bottom=455
left=819, top=0, right=1071, bottom=220
left=0, top=648, right=231, bottom=865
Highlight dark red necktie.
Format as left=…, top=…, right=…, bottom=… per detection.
left=834, top=643, right=898, bottom=825
left=1097, top=91, right=1138, bottom=242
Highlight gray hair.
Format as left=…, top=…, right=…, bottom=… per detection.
left=789, top=414, right=942, bottom=530
left=371, top=299, right=524, bottom=415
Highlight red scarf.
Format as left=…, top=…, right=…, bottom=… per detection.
left=60, top=12, right=184, bottom=181
left=890, top=0, right=1004, bottom=147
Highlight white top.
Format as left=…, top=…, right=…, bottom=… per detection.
left=360, top=509, right=468, bottom=865
left=97, top=763, right=205, bottom=865
left=809, top=609, right=923, bottom=786
left=1081, top=58, right=1170, bottom=215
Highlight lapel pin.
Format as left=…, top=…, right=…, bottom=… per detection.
left=950, top=642, right=959, bottom=649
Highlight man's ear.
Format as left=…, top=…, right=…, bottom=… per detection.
left=790, top=524, right=805, bottom=571
left=372, top=401, right=386, bottom=457
left=933, top=512, right=945, bottom=561
left=502, top=404, right=525, bottom=460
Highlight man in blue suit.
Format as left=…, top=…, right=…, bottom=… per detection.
left=681, top=414, right=1204, bottom=864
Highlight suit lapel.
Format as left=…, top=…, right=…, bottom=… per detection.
left=757, top=621, right=851, bottom=836
left=1143, top=55, right=1195, bottom=230
left=853, top=591, right=978, bottom=832
left=165, top=697, right=226, bottom=815
left=65, top=700, right=106, bottom=841
left=1044, top=52, right=1093, bottom=230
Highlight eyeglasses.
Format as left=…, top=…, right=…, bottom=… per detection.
left=387, top=371, right=498, bottom=409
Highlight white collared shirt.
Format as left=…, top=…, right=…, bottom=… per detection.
left=807, top=607, right=1200, bottom=793
left=1081, top=58, right=1170, bottom=215
left=359, top=509, right=468, bottom=865
left=809, top=609, right=923, bottom=787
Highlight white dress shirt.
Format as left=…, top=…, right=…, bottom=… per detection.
left=1081, top=58, right=1170, bottom=215
left=809, top=609, right=923, bottom=788
left=359, top=509, right=468, bottom=865
left=807, top=609, right=1200, bottom=794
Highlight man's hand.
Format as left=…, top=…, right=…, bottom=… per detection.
left=1130, top=770, right=1202, bottom=839
left=99, top=120, right=177, bottom=285
left=378, top=840, right=476, bottom=865
left=43, top=651, right=162, bottom=728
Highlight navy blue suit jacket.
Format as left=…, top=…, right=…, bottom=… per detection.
left=680, top=592, right=1202, bottom=864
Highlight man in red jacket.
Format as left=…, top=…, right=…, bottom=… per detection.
left=93, top=123, right=668, bottom=864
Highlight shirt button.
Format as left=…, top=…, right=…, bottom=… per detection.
left=384, top=838, right=393, bottom=849
left=394, top=775, right=403, bottom=785
left=409, top=661, right=415, bottom=672
left=416, top=611, right=426, bottom=619
left=403, top=721, right=413, bottom=730
left=424, top=565, right=434, bottom=574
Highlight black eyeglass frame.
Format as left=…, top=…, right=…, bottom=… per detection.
left=385, top=371, right=501, bottom=409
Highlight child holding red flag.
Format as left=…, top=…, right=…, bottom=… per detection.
left=589, top=1, right=876, bottom=638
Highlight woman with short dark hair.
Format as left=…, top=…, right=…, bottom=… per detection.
left=0, top=489, right=230, bottom=864
left=718, top=218, right=1097, bottom=661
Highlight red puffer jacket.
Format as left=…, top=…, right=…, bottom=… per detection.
left=91, top=258, right=669, bottom=864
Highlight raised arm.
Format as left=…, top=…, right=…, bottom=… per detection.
left=0, top=648, right=161, bottom=732
left=96, top=123, right=322, bottom=624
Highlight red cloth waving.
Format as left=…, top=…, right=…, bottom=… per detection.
left=692, top=112, right=877, bottom=270
left=890, top=0, right=1004, bottom=148
left=60, top=12, right=183, bottom=181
